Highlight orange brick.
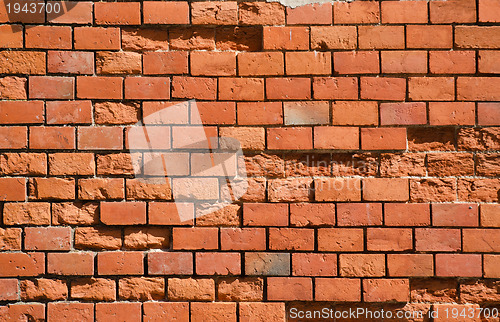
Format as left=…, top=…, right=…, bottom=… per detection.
left=29, top=76, right=74, bottom=99
left=239, top=2, right=285, bottom=25
left=429, top=51, right=476, bottom=74
left=267, top=277, right=312, bottom=301
left=286, top=3, right=332, bottom=25
left=191, top=51, right=236, bottom=76
left=195, top=102, right=236, bottom=125
left=47, top=252, right=94, bottom=276
left=363, top=279, right=409, bottom=302
left=74, top=27, right=120, bottom=50
left=318, top=228, right=364, bottom=251
left=388, top=254, right=433, bottom=277
left=381, top=51, right=428, bottom=74
left=220, top=228, right=266, bottom=251
left=415, top=228, right=461, bottom=251
left=143, top=51, right=188, bottom=75
left=479, top=0, right=500, bottom=22
left=29, top=127, right=75, bottom=150
left=478, top=50, right=500, bottom=73
left=478, top=103, right=500, bottom=125
left=337, top=203, right=383, bottom=226
left=100, top=202, right=146, bottom=225
left=334, top=51, right=379, bottom=74
left=457, top=77, right=500, bottom=100
left=267, top=127, right=312, bottom=150
left=429, top=102, right=475, bottom=125
left=314, top=127, right=359, bottom=150
left=263, top=26, right=309, bottom=50
left=463, top=229, right=500, bottom=252
left=98, top=252, right=143, bottom=275
left=361, top=77, right=406, bottom=101
left=430, top=0, right=476, bottom=23
left=238, top=52, right=284, bottom=76
left=0, top=76, right=26, bottom=99
left=435, top=254, right=482, bottom=277
left=243, top=203, right=288, bottom=226
left=484, top=255, right=500, bottom=278
left=269, top=228, right=314, bottom=251
left=315, top=278, right=361, bottom=301
left=191, top=2, right=237, bottom=25
left=94, top=2, right=141, bottom=25
left=96, top=303, right=141, bottom=321
left=0, top=101, right=44, bottom=124
left=219, top=78, right=265, bottom=101
left=24, top=227, right=71, bottom=251
left=333, top=101, right=378, bottom=125
left=0, top=177, right=25, bottom=201
left=172, top=76, right=217, bottom=100
left=286, top=52, right=331, bottom=75
left=293, top=253, right=337, bottom=276
left=195, top=253, right=241, bottom=275
left=47, top=51, right=94, bottom=74
left=315, top=178, right=361, bottom=202
left=46, top=101, right=92, bottom=125
left=25, top=26, right=71, bottom=49
left=48, top=303, right=94, bottom=322
left=143, top=1, right=189, bottom=24
left=311, top=26, right=357, bottom=49
left=363, top=178, right=409, bottom=202
left=313, top=77, right=358, bottom=100
left=334, top=1, right=380, bottom=24
left=340, top=254, right=385, bottom=277
left=384, top=203, right=430, bottom=226
left=359, top=26, right=404, bottom=49
left=361, top=128, right=407, bottom=150
left=0, top=24, right=23, bottom=48
left=124, top=77, right=170, bottom=99
left=0, top=126, right=27, bottom=149
left=237, top=102, right=283, bottom=125
left=407, top=25, right=453, bottom=49
left=409, top=77, right=455, bottom=101
left=0, top=253, right=44, bottom=277
left=0, top=51, right=45, bottom=75
left=47, top=1, right=93, bottom=24
left=77, top=76, right=123, bottom=99
left=381, top=1, right=428, bottom=24
left=148, top=252, right=193, bottom=275
left=456, top=26, right=500, bottom=49
left=266, top=78, right=311, bottom=100
left=78, top=127, right=123, bottom=150
left=380, top=102, right=427, bottom=125
left=173, top=227, right=218, bottom=250
left=367, top=228, right=412, bottom=251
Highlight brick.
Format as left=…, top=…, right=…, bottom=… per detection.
left=388, top=254, right=433, bottom=277
left=367, top=228, right=413, bottom=251
left=415, top=228, right=461, bottom=251
left=192, top=1, right=237, bottom=25
left=29, top=177, right=75, bottom=200
left=477, top=153, right=500, bottom=176
left=195, top=204, right=240, bottom=227
left=313, top=77, right=358, bottom=100
left=219, top=78, right=265, bottom=101
left=407, top=25, right=453, bottom=48
left=463, top=229, right=500, bottom=252
left=191, top=51, right=236, bottom=76
left=429, top=51, right=476, bottom=74
left=96, top=51, right=141, bottom=75
left=71, top=278, right=116, bottom=301
left=168, top=278, right=215, bottom=301
left=332, top=101, right=378, bottom=126
left=334, top=51, right=379, bottom=74
left=95, top=102, right=139, bottom=125
left=20, top=279, right=67, bottom=301
left=148, top=202, right=194, bottom=226
left=456, top=26, right=500, bottom=49
left=334, top=1, right=379, bottom=24
left=238, top=52, right=283, bottom=76
left=79, top=178, right=124, bottom=200
left=143, top=302, right=189, bottom=322
left=268, top=178, right=313, bottom=202
left=0, top=177, right=24, bottom=201
left=245, top=252, right=290, bottom=276
left=52, top=202, right=98, bottom=226
left=263, top=26, right=309, bottom=50
left=435, top=254, right=482, bottom=277
left=479, top=51, right=500, bottom=73
left=47, top=51, right=94, bottom=74
left=75, top=227, right=122, bottom=250
left=48, top=252, right=94, bottom=276
left=479, top=0, right=500, bottom=22
left=29, top=76, right=74, bottom=99
left=0, top=101, right=43, bottom=125
left=240, top=303, right=285, bottom=322
left=457, top=127, right=500, bottom=151
left=484, top=255, right=500, bottom=278
left=408, top=127, right=456, bottom=152
left=359, top=26, right=404, bottom=49
left=239, top=2, right=285, bottom=25
left=286, top=52, right=331, bottom=75
left=172, top=76, right=216, bottom=100
left=243, top=203, right=288, bottom=227
left=0, top=253, right=44, bottom=276
left=318, top=228, right=364, bottom=252
left=361, top=128, right=407, bottom=150
left=385, top=203, right=430, bottom=226
left=100, top=202, right=146, bottom=225
left=478, top=103, right=500, bottom=126
left=48, top=303, right=94, bottom=322
left=381, top=1, right=428, bottom=24
left=168, top=27, right=215, bottom=50
left=269, top=228, right=314, bottom=251
left=361, top=77, right=406, bottom=101
left=191, top=303, right=236, bottom=322
left=3, top=202, right=50, bottom=225
left=74, top=27, right=120, bottom=50
left=428, top=152, right=474, bottom=177
left=266, top=77, right=310, bottom=100
left=78, top=126, right=123, bottom=150
left=430, top=0, right=476, bottom=23
left=311, top=26, right=357, bottom=49
left=221, top=228, right=266, bottom=250
left=46, top=101, right=92, bottom=125
left=289, top=203, right=335, bottom=227
left=381, top=50, right=427, bottom=74
left=0, top=76, right=27, bottom=99
left=124, top=227, right=169, bottom=249
left=314, top=127, right=359, bottom=150
left=0, top=24, right=23, bottom=48
left=267, top=277, right=312, bottom=301
left=217, top=277, right=263, bottom=301
left=337, top=203, right=383, bottom=226
left=458, top=178, right=500, bottom=202
left=0, top=227, right=21, bottom=250
left=122, top=28, right=169, bottom=51
left=481, top=204, right=500, bottom=227
left=340, top=254, right=385, bottom=277
left=143, top=1, right=189, bottom=24
left=143, top=51, right=188, bottom=74
left=237, top=102, right=281, bottom=126
left=96, top=303, right=141, bottom=322
left=284, top=101, right=329, bottom=125
left=49, top=153, right=94, bottom=176
left=125, top=77, right=169, bottom=99
left=95, top=2, right=141, bottom=25
left=363, top=279, right=410, bottom=302
left=267, top=127, right=312, bottom=150
left=458, top=77, right=500, bottom=100
left=98, top=252, right=143, bottom=275
left=25, top=26, right=71, bottom=49
left=77, top=76, right=123, bottom=99
left=0, top=153, right=45, bottom=176
left=172, top=176, right=219, bottom=199
left=0, top=51, right=45, bottom=74
left=148, top=252, right=193, bottom=275
left=0, top=304, right=44, bottom=321
left=409, top=77, right=455, bottom=101
left=363, top=178, right=409, bottom=202
left=0, top=280, right=19, bottom=301
left=380, top=102, right=427, bottom=125
left=287, top=3, right=332, bottom=25
left=428, top=102, right=475, bottom=126
left=126, top=179, right=172, bottom=201
left=411, top=178, right=458, bottom=202
left=196, top=253, right=241, bottom=275
left=172, top=227, right=218, bottom=250
left=292, top=253, right=337, bottom=276
left=25, top=227, right=71, bottom=251
left=315, top=278, right=361, bottom=301
left=380, top=153, right=426, bottom=177
left=315, top=178, right=361, bottom=202
left=47, top=1, right=93, bottom=24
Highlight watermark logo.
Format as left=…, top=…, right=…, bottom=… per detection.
left=127, top=100, right=248, bottom=222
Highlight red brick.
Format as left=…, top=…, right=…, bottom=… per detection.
left=47, top=1, right=93, bottom=24
left=78, top=126, right=123, bottom=150
left=96, top=51, right=141, bottom=75
left=359, top=26, right=404, bottom=49
left=314, top=126, right=359, bottom=150
left=0, top=304, right=45, bottom=321
left=0, top=279, right=18, bottom=301
left=143, top=51, right=188, bottom=75
left=363, top=279, right=410, bottom=302
left=481, top=204, right=500, bottom=227
left=47, top=51, right=93, bottom=74
left=173, top=227, right=218, bottom=250
left=407, top=25, right=453, bottom=49
left=98, top=251, right=144, bottom=275
left=148, top=202, right=194, bottom=225
left=29, top=76, right=74, bottom=99
left=25, top=227, right=70, bottom=251
left=96, top=303, right=141, bottom=322
left=0, top=227, right=21, bottom=250
left=0, top=24, right=23, bottom=48
left=484, top=255, right=500, bottom=278
left=463, top=229, right=500, bottom=252
left=363, top=178, right=409, bottom=202
left=286, top=52, right=331, bottom=75
left=315, top=278, right=361, bottom=301
left=243, top=203, right=288, bottom=226
left=340, top=254, right=385, bottom=277
left=100, top=202, right=146, bottom=225
left=25, top=26, right=71, bottom=49
left=380, top=102, right=427, bottom=125
left=263, top=26, right=309, bottom=50
left=334, top=1, right=380, bottom=24
left=429, top=102, right=475, bottom=125
left=337, top=203, right=383, bottom=226
left=334, top=51, right=379, bottom=74
left=332, top=101, right=378, bottom=126
left=191, top=2, right=237, bottom=25
left=432, top=204, right=478, bottom=227
left=0, top=101, right=43, bottom=124
left=75, top=27, right=120, bottom=50
left=167, top=278, right=215, bottom=301
left=79, top=178, right=124, bottom=200
left=168, top=27, right=214, bottom=50
left=361, top=77, right=406, bottom=100
left=381, top=1, right=428, bottom=24
left=430, top=0, right=476, bottom=23
left=48, top=303, right=94, bottom=322
left=0, top=177, right=24, bottom=201
left=124, top=77, right=169, bottom=99
left=29, top=177, right=75, bottom=200
left=0, top=253, right=44, bottom=276
left=143, top=302, right=189, bottom=322
left=318, top=228, right=364, bottom=252
left=217, top=278, right=263, bottom=301
left=143, top=1, right=189, bottom=24
left=429, top=51, right=476, bottom=74
left=313, top=77, right=358, bottom=100
left=0, top=76, right=27, bottom=99
left=191, top=51, right=236, bottom=76
left=95, top=2, right=141, bottom=25
left=315, top=178, right=361, bottom=202
left=48, top=252, right=94, bottom=276
left=71, top=278, right=116, bottom=301
left=479, top=0, right=500, bottom=22
left=410, top=178, right=458, bottom=202
left=381, top=50, right=428, bottom=74
left=290, top=203, right=335, bottom=227
left=457, top=77, right=500, bottom=100
left=311, top=26, right=357, bottom=49
left=172, top=76, right=217, bottom=100
left=456, top=26, right=500, bottom=49
left=29, top=127, right=75, bottom=150
left=148, top=252, right=193, bottom=275
left=240, top=303, right=285, bottom=322
left=478, top=103, right=500, bottom=125
left=220, top=228, right=266, bottom=250
left=435, top=254, right=482, bottom=277
left=238, top=52, right=283, bottom=76
left=193, top=102, right=235, bottom=125
left=77, top=76, right=123, bottom=99
left=239, top=2, right=285, bottom=25
left=478, top=50, right=500, bottom=73
left=196, top=253, right=241, bottom=275
left=268, top=178, right=313, bottom=202
left=361, top=128, right=407, bottom=150
left=45, top=101, right=92, bottom=125
left=287, top=3, right=332, bottom=25
left=388, top=254, right=433, bottom=277
left=3, top=202, right=50, bottom=225
left=191, top=302, right=236, bottom=322
left=267, top=277, right=312, bottom=301
left=409, top=77, right=455, bottom=101
left=219, top=78, right=265, bottom=101
left=385, top=203, right=430, bottom=226
left=269, top=228, right=314, bottom=251
left=292, top=253, right=337, bottom=276
left=267, top=127, right=312, bottom=150
left=0, top=51, right=46, bottom=74
left=266, top=77, right=310, bottom=100
left=415, top=228, right=461, bottom=251
left=367, top=228, right=413, bottom=251
left=237, top=102, right=282, bottom=125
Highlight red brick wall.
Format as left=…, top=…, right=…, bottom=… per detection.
left=1, top=0, right=500, bottom=320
